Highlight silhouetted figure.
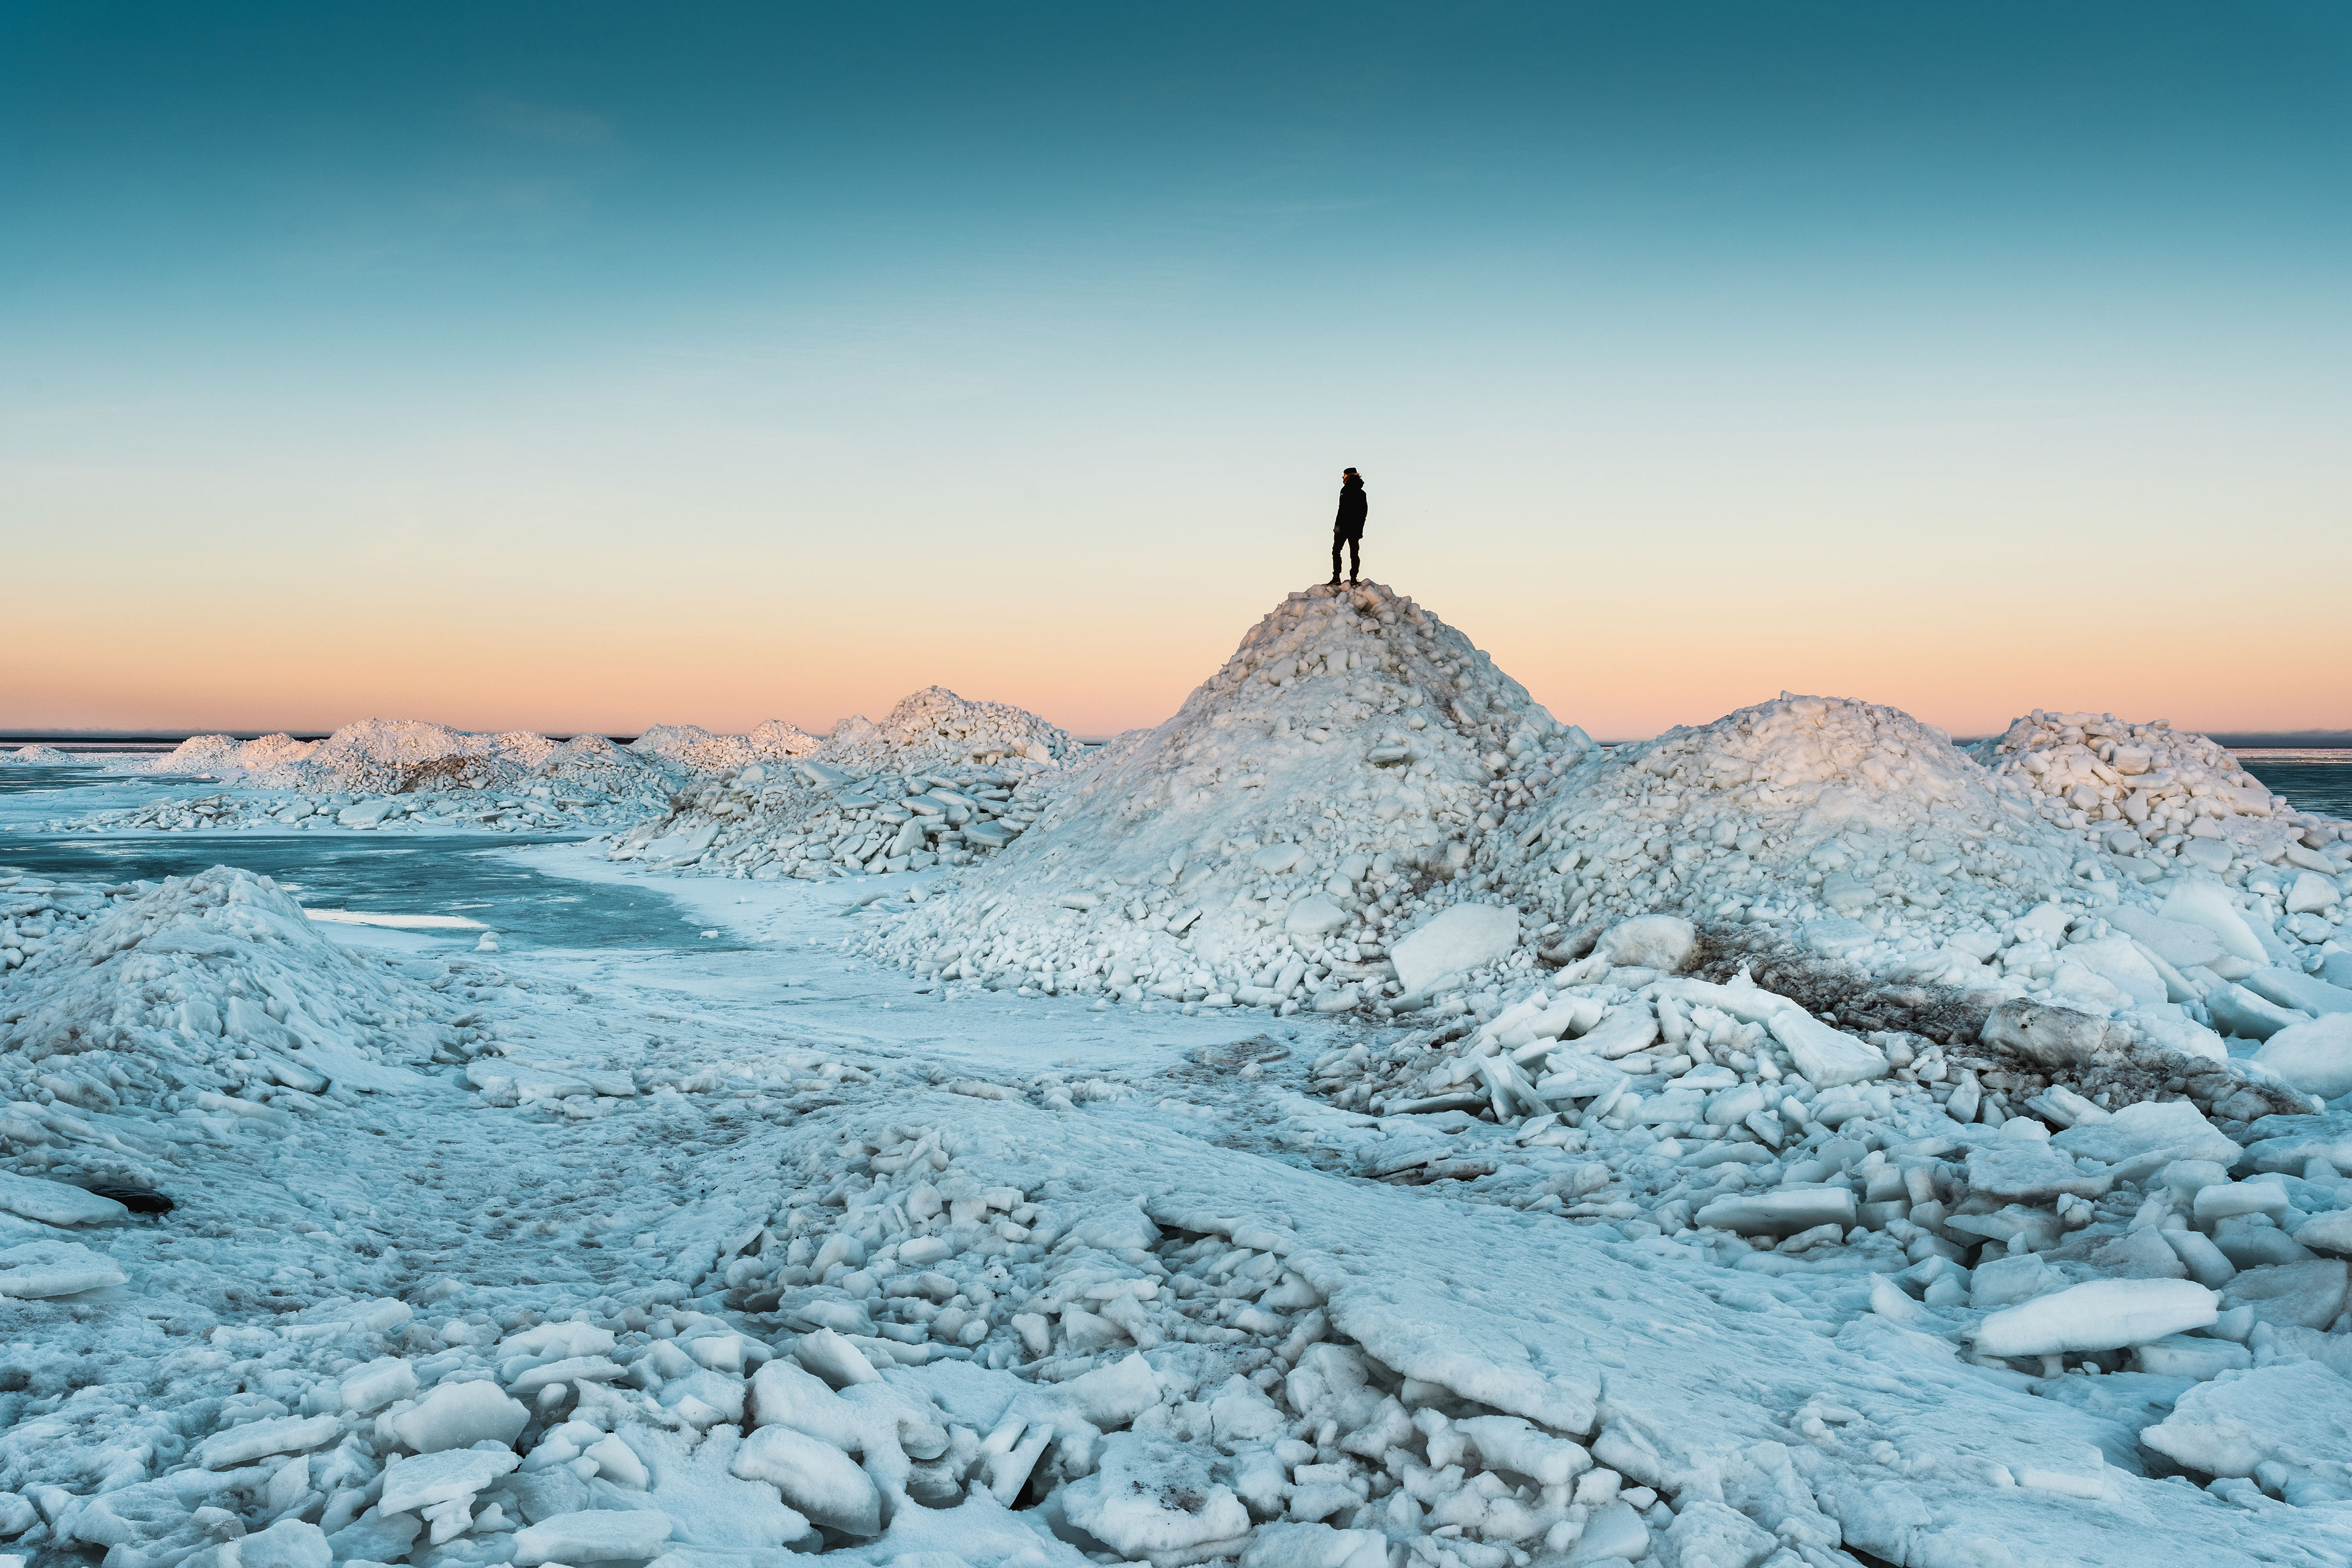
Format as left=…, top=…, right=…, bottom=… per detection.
left=1330, top=468, right=1366, bottom=586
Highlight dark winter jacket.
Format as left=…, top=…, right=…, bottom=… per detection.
left=1334, top=477, right=1367, bottom=538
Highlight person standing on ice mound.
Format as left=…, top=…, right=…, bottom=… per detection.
left=1329, top=467, right=1367, bottom=587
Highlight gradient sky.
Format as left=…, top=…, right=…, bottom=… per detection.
left=7, top=3, right=2348, bottom=742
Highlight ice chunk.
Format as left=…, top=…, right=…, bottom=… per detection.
left=338, top=1356, right=419, bottom=1413
left=728, top=1425, right=881, bottom=1535
left=2142, top=1364, right=2352, bottom=1482
left=387, top=1379, right=530, bottom=1453
left=1239, top=1521, right=1388, bottom=1568
left=2162, top=883, right=2272, bottom=965
left=1599, top=915, right=1696, bottom=974
left=498, top=1321, right=618, bottom=1360
left=326, top=1508, right=421, bottom=1563
left=1062, top=1352, right=1163, bottom=1429
left=2219, top=1259, right=2347, bottom=1330
left=1207, top=1376, right=1288, bottom=1445
left=2130, top=1335, right=2251, bottom=1380
left=1963, top=1142, right=2108, bottom=1203
left=1064, top=1207, right=1163, bottom=1252
left=1060, top=1432, right=1249, bottom=1557
left=1970, top=1254, right=2059, bottom=1309
left=2253, top=1014, right=2352, bottom=1100
left=1980, top=998, right=2120, bottom=1068
left=2066, top=937, right=2168, bottom=1007
left=1766, top=1010, right=1887, bottom=1089
left=1693, top=1186, right=1856, bottom=1237
left=197, top=1414, right=342, bottom=1469
left=792, top=1327, right=879, bottom=1388
left=511, top=1508, right=674, bottom=1565
left=1971, top=1278, right=2216, bottom=1357
left=237, top=1519, right=329, bottom=1568
left=748, top=1359, right=859, bottom=1447
left=0, top=1239, right=126, bottom=1299
left=1569, top=1499, right=1649, bottom=1563
left=1285, top=895, right=1348, bottom=938
left=1662, top=1499, right=1777, bottom=1568
left=2050, top=1100, right=2238, bottom=1177
left=2106, top=907, right=2229, bottom=972
left=1454, top=1414, right=1590, bottom=1486
left=2295, top=1210, right=2352, bottom=1256
left=378, top=1446, right=521, bottom=1514
left=1575, top=1006, right=1660, bottom=1061
left=1391, top=904, right=1520, bottom=995
left=2244, top=966, right=2352, bottom=1018
left=0, top=1172, right=129, bottom=1227
left=2209, top=983, right=2307, bottom=1041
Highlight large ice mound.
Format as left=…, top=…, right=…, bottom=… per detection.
left=822, top=685, right=1072, bottom=772
left=862, top=583, right=1594, bottom=1007
left=1495, top=693, right=2115, bottom=977
left=0, top=866, right=461, bottom=1129
left=1980, top=709, right=2341, bottom=889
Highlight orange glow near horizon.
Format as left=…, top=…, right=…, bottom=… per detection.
left=10, top=461, right=2348, bottom=745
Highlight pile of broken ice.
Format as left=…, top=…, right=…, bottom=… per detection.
left=606, top=689, right=1073, bottom=877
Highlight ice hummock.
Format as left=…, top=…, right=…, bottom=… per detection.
left=863, top=582, right=1591, bottom=1009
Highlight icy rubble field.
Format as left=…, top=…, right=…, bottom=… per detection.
left=7, top=584, right=2352, bottom=1567
left=49, top=689, right=1071, bottom=845
left=2, top=825, right=2351, bottom=1567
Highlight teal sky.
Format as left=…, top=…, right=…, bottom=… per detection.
left=7, top=4, right=2347, bottom=739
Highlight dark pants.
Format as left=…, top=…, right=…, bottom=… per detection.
left=1331, top=531, right=1361, bottom=583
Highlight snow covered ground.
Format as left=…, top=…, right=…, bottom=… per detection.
left=5, top=586, right=2352, bottom=1567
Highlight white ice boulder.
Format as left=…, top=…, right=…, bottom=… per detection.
left=2129, top=1335, right=2251, bottom=1380
left=0, top=1239, right=127, bottom=1299
left=237, top=1519, right=329, bottom=1568
left=2254, top=1014, right=2352, bottom=1100
left=729, top=1424, right=881, bottom=1535
left=1240, top=1522, right=1388, bottom=1568
left=2219, top=1258, right=2348, bottom=1330
left=2142, top=1364, right=2352, bottom=1482
left=512, top=1508, right=674, bottom=1565
left=0, top=1172, right=129, bottom=1227
left=1599, top=915, right=1697, bottom=974
left=2208, top=983, right=2304, bottom=1041
left=1392, top=904, right=1520, bottom=994
left=2106, top=907, right=2229, bottom=972
left=1662, top=1499, right=1779, bottom=1568
left=2131, top=1011, right=2229, bottom=1064
left=2161, top=883, right=2272, bottom=966
left=197, top=1413, right=342, bottom=1469
left=2294, top=1210, right=2352, bottom=1257
left=1061, top=1432, right=1249, bottom=1557
left=1766, top=1010, right=1887, bottom=1088
left=1971, top=1278, right=2216, bottom=1358
left=1980, top=998, right=2121, bottom=1068
left=1575, top=1006, right=1660, bottom=1061
left=1693, top=1185, right=1857, bottom=1238
left=1284, top=895, right=1349, bottom=938
left=387, top=1379, right=530, bottom=1453
left=2287, top=872, right=2342, bottom=915
left=338, top=1356, right=419, bottom=1413
left=1062, top=1351, right=1163, bottom=1429
left=378, top=1446, right=521, bottom=1514
left=1963, top=1142, right=2107, bottom=1203
left=2065, top=937, right=2167, bottom=1007
left=2244, top=967, right=2352, bottom=1018
left=2050, top=1099, right=2240, bottom=1177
